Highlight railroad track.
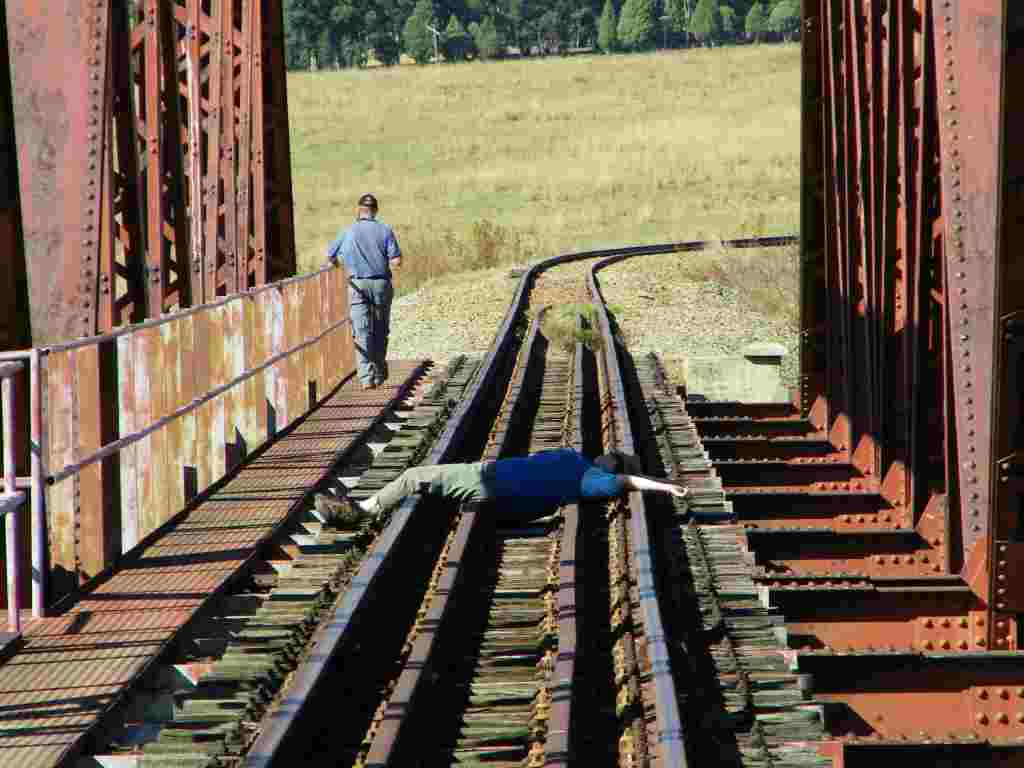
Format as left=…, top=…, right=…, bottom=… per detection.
left=76, top=235, right=812, bottom=768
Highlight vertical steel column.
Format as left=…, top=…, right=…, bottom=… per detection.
left=6, top=0, right=105, bottom=343
left=931, top=2, right=1006, bottom=594
left=237, top=0, right=255, bottom=289
left=218, top=0, right=238, bottom=292
left=184, top=0, right=206, bottom=303
left=263, top=0, right=297, bottom=282
left=989, top=6, right=1024, bottom=650
left=799, top=0, right=829, bottom=427
left=204, top=0, right=225, bottom=295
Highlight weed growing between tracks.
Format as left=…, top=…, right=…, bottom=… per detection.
left=288, top=44, right=801, bottom=294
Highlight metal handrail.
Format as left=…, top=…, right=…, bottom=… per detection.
left=1, top=361, right=27, bottom=634
left=46, top=313, right=351, bottom=486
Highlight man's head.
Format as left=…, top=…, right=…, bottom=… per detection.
left=357, top=193, right=378, bottom=219
left=594, top=450, right=644, bottom=476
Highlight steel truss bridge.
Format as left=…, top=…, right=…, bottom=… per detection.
left=0, top=1, right=1021, bottom=766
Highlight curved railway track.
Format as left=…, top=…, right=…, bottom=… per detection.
left=80, top=235, right=814, bottom=768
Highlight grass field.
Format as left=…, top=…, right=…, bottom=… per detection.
left=287, top=44, right=802, bottom=294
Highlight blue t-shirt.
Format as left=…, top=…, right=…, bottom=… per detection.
left=326, top=217, right=401, bottom=278
left=482, top=448, right=624, bottom=516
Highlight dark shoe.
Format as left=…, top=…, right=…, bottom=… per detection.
left=314, top=493, right=371, bottom=527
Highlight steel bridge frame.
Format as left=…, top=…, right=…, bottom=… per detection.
left=0, top=0, right=1023, bottom=760
left=801, top=0, right=1023, bottom=653
left=2, top=0, right=296, bottom=348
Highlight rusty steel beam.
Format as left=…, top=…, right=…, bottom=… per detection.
left=5, top=0, right=297, bottom=346
left=799, top=0, right=1020, bottom=636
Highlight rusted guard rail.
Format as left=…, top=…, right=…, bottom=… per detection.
left=0, top=264, right=355, bottom=625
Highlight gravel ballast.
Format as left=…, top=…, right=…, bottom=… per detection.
left=386, top=252, right=800, bottom=390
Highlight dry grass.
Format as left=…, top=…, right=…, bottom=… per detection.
left=287, top=45, right=801, bottom=296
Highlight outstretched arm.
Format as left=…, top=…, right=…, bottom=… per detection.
left=620, top=474, right=688, bottom=499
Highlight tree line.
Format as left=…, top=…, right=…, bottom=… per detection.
left=284, top=0, right=801, bottom=68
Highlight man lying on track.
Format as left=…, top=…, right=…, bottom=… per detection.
left=313, top=447, right=688, bottom=527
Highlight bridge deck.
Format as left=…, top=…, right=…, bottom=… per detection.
left=0, top=362, right=424, bottom=768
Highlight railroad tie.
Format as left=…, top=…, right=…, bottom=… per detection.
left=107, top=359, right=484, bottom=768
left=635, top=353, right=831, bottom=768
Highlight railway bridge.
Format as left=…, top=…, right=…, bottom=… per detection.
left=0, top=1, right=1022, bottom=766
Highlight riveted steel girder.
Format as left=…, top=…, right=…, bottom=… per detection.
left=4, top=0, right=296, bottom=347
left=801, top=0, right=1024, bottom=652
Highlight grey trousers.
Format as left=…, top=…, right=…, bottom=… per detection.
left=348, top=277, right=393, bottom=385
left=374, top=463, right=492, bottom=511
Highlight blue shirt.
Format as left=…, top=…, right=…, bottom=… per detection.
left=327, top=217, right=401, bottom=278
left=482, top=448, right=624, bottom=515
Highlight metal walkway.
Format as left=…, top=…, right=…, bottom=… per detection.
left=0, top=363, right=423, bottom=768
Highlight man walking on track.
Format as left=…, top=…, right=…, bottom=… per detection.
left=313, top=448, right=689, bottom=527
left=327, top=193, right=402, bottom=390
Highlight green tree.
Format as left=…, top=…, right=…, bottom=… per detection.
left=719, top=4, right=735, bottom=37
left=403, top=0, right=436, bottom=62
left=767, top=0, right=800, bottom=40
left=597, top=0, right=617, bottom=51
left=744, top=1, right=767, bottom=41
left=469, top=15, right=502, bottom=57
left=443, top=14, right=474, bottom=59
left=689, top=0, right=720, bottom=44
left=617, top=0, right=655, bottom=48
left=666, top=0, right=692, bottom=34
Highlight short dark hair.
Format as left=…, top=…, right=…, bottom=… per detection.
left=357, top=193, right=378, bottom=209
left=594, top=450, right=644, bottom=475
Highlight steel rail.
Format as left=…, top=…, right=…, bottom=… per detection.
left=243, top=233, right=797, bottom=767
left=543, top=332, right=587, bottom=766
left=363, top=311, right=547, bottom=764
left=587, top=257, right=690, bottom=767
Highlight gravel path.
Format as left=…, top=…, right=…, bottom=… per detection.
left=388, top=253, right=799, bottom=388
